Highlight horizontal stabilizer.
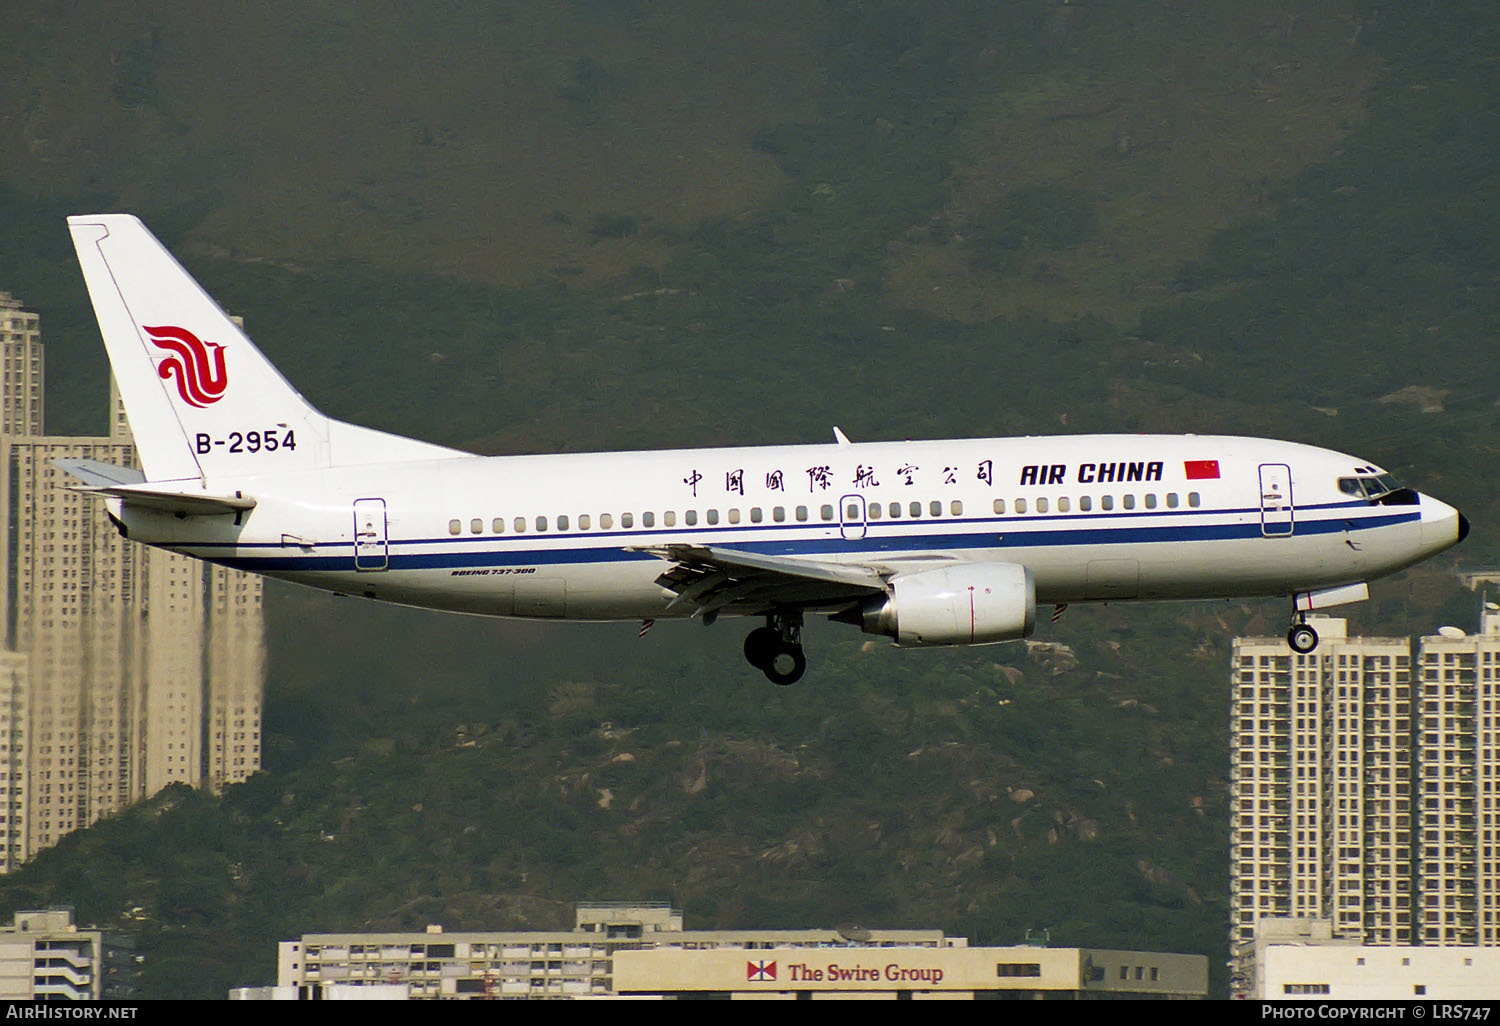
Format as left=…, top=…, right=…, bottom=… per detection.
left=56, top=459, right=254, bottom=516
left=72, top=483, right=256, bottom=516
left=52, top=458, right=146, bottom=488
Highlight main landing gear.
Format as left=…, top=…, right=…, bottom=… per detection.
left=744, top=610, right=807, bottom=686
left=1286, top=609, right=1319, bottom=655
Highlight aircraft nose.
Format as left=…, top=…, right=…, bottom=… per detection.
left=1420, top=495, right=1467, bottom=553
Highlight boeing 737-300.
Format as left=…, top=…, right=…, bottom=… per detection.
left=59, top=214, right=1468, bottom=685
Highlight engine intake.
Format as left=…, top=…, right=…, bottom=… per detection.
left=838, top=563, right=1036, bottom=647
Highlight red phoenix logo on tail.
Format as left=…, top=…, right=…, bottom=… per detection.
left=144, top=325, right=228, bottom=407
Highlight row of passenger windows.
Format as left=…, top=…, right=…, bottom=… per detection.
left=453, top=505, right=843, bottom=535
left=997, top=491, right=1201, bottom=514
left=445, top=491, right=1202, bottom=536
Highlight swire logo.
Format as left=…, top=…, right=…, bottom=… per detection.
left=747, top=960, right=776, bottom=982
left=144, top=325, right=228, bottom=407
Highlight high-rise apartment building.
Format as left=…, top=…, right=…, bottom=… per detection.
left=0, top=293, right=265, bottom=869
left=1414, top=608, right=1500, bottom=946
left=0, top=293, right=42, bottom=437
left=1229, top=616, right=1413, bottom=957
left=206, top=565, right=265, bottom=790
left=2, top=435, right=138, bottom=855
left=1230, top=609, right=1500, bottom=995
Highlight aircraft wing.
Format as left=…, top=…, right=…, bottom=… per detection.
left=632, top=544, right=887, bottom=618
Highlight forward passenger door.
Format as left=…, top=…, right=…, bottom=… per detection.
left=1258, top=464, right=1294, bottom=536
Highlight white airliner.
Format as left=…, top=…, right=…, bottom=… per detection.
left=61, top=214, right=1467, bottom=685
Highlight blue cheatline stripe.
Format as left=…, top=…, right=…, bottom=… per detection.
left=193, top=509, right=1420, bottom=575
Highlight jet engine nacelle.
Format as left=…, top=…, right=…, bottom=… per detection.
left=846, top=563, right=1036, bottom=647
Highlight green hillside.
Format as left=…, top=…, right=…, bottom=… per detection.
left=0, top=0, right=1495, bottom=999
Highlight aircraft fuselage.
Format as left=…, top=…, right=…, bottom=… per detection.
left=113, top=433, right=1461, bottom=622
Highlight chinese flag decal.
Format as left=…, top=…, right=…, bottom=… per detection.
left=1184, top=460, right=1221, bottom=480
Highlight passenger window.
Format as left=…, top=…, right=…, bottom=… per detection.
left=888, top=502, right=901, bottom=518
left=750, top=507, right=763, bottom=523
left=993, top=498, right=1006, bottom=515
left=1079, top=496, right=1091, bottom=512
left=929, top=501, right=942, bottom=517
left=1101, top=496, right=1114, bottom=511
left=773, top=507, right=786, bottom=522
left=1166, top=493, right=1179, bottom=509
left=1035, top=498, right=1048, bottom=514
left=951, top=500, right=963, bottom=516
left=821, top=505, right=835, bottom=521
left=600, top=513, right=613, bottom=529
left=1145, top=494, right=1157, bottom=509
left=1015, top=498, right=1027, bottom=514
left=449, top=519, right=461, bottom=535
left=492, top=518, right=505, bottom=534
left=910, top=501, right=922, bottom=518
left=1188, top=492, right=1201, bottom=507
left=663, top=511, right=676, bottom=527
left=727, top=508, right=740, bottom=525
left=470, top=518, right=483, bottom=534
left=684, top=510, right=698, bottom=526
left=642, top=512, right=655, bottom=528
left=1123, top=495, right=1136, bottom=510
left=868, top=504, right=882, bottom=520
left=706, top=509, right=719, bottom=525
left=557, top=515, right=570, bottom=531
left=579, top=514, right=591, bottom=530
left=796, top=506, right=808, bottom=522
left=535, top=516, right=548, bottom=532
left=1057, top=496, right=1070, bottom=513
left=513, top=517, right=527, bottom=533
left=621, top=512, right=634, bottom=528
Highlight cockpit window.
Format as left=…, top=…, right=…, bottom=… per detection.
left=1338, top=474, right=1403, bottom=500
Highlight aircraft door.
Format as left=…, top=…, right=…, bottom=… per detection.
left=1258, top=464, right=1294, bottom=537
left=839, top=494, right=867, bottom=540
left=353, top=498, right=389, bottom=570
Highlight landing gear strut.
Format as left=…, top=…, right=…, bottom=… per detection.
left=744, top=610, right=807, bottom=686
left=1286, top=607, right=1319, bottom=655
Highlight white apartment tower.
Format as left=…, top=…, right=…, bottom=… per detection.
left=1414, top=608, right=1500, bottom=946
left=1231, top=608, right=1500, bottom=993
left=0, top=292, right=265, bottom=868
left=1230, top=616, right=1413, bottom=957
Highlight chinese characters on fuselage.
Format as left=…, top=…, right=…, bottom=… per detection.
left=679, top=458, right=1169, bottom=496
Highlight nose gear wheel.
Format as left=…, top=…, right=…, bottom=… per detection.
left=1286, top=600, right=1319, bottom=654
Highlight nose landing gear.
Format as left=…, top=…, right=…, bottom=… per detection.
left=744, top=610, right=807, bottom=686
left=1286, top=612, right=1319, bottom=655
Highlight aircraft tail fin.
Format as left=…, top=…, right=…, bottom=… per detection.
left=67, top=214, right=461, bottom=484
